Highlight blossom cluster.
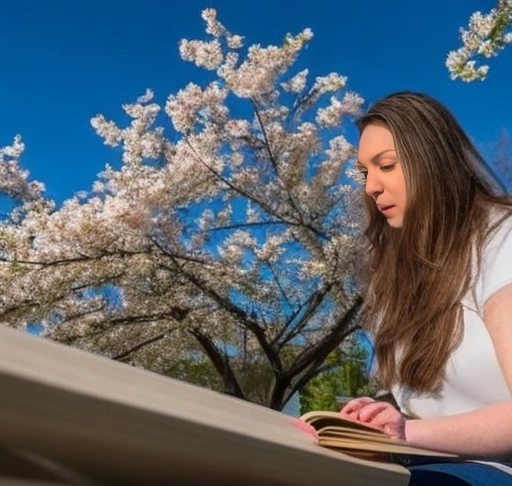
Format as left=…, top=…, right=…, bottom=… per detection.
left=446, top=0, right=512, bottom=81
left=0, top=136, right=47, bottom=209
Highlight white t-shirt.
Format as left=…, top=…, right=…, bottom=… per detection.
left=391, top=214, right=512, bottom=467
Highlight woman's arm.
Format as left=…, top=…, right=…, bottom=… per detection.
left=342, top=283, right=512, bottom=457
left=405, top=401, right=512, bottom=456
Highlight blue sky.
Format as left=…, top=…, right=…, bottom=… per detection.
left=1, top=0, right=510, bottom=204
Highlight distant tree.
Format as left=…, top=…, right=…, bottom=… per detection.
left=447, top=0, right=512, bottom=81
left=0, top=9, right=365, bottom=410
left=490, top=129, right=512, bottom=192
left=299, top=334, right=376, bottom=414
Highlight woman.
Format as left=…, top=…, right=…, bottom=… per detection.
left=342, top=92, right=512, bottom=485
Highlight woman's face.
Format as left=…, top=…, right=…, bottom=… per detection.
left=357, top=122, right=407, bottom=229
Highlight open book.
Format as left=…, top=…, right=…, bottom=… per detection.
left=0, top=326, right=417, bottom=486
left=300, top=410, right=458, bottom=466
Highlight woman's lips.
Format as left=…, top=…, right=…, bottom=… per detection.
left=377, top=204, right=395, bottom=215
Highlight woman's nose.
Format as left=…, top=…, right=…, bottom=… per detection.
left=365, top=170, right=383, bottom=198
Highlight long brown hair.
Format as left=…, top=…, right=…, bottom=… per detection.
left=358, top=91, right=512, bottom=392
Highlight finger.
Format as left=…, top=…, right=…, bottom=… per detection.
left=339, top=397, right=375, bottom=414
left=356, top=405, right=405, bottom=439
left=342, top=410, right=361, bottom=421
left=369, top=410, right=406, bottom=439
left=357, top=402, right=395, bottom=423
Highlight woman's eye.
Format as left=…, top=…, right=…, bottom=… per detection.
left=359, top=170, right=368, bottom=180
left=380, top=164, right=396, bottom=172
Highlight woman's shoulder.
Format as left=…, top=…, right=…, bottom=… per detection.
left=485, top=207, right=512, bottom=249
left=473, top=206, right=512, bottom=309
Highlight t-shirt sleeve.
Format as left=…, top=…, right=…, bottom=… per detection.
left=475, top=215, right=512, bottom=311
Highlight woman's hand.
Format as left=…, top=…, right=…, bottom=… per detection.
left=340, top=397, right=407, bottom=440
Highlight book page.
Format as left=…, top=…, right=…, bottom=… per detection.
left=0, top=327, right=410, bottom=486
left=301, top=410, right=458, bottom=462
left=301, top=410, right=387, bottom=434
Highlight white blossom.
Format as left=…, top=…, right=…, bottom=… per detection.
left=165, top=82, right=228, bottom=133
left=312, top=73, right=347, bottom=95
left=201, top=8, right=224, bottom=38
left=316, top=92, right=363, bottom=128
left=446, top=0, right=512, bottom=81
left=0, top=135, right=49, bottom=210
left=218, top=30, right=313, bottom=98
left=281, top=69, right=308, bottom=93
left=179, top=39, right=224, bottom=70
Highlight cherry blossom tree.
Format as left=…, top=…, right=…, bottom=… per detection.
left=0, top=9, right=364, bottom=410
left=447, top=0, right=512, bottom=81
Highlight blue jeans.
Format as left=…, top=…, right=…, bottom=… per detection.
left=408, top=462, right=512, bottom=486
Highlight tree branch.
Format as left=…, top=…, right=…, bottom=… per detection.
left=113, top=331, right=170, bottom=362
left=161, top=255, right=284, bottom=376
left=270, top=295, right=363, bottom=409
left=189, top=327, right=245, bottom=398
left=274, top=284, right=332, bottom=347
